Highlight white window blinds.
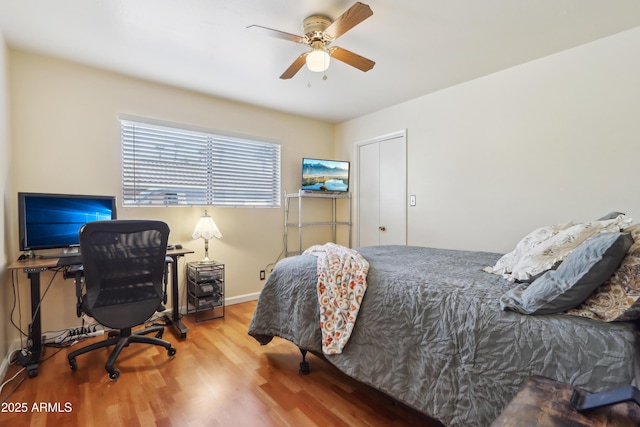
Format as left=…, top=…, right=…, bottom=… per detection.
left=121, top=120, right=281, bottom=207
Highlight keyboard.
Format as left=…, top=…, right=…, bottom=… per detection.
left=40, top=251, right=81, bottom=259
left=56, top=255, right=83, bottom=267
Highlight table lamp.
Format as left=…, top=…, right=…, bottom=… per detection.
left=192, top=210, right=222, bottom=263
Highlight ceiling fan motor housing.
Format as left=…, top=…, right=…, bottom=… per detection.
left=303, top=15, right=333, bottom=43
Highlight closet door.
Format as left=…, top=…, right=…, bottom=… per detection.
left=358, top=142, right=381, bottom=247
left=358, top=132, right=407, bottom=247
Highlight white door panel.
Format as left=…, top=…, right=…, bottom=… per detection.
left=358, top=142, right=380, bottom=247
left=379, top=137, right=406, bottom=245
left=357, top=131, right=407, bottom=247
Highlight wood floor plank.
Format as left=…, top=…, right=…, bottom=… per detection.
left=0, top=301, right=442, bottom=427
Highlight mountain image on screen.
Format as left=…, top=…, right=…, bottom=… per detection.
left=302, top=159, right=349, bottom=192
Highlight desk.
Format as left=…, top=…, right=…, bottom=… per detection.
left=8, top=247, right=193, bottom=378
left=164, top=247, right=194, bottom=337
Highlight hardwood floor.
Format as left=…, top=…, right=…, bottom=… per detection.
left=0, top=301, right=443, bottom=427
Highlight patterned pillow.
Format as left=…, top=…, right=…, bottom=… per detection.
left=506, top=216, right=632, bottom=282
left=566, top=224, right=640, bottom=321
left=483, top=222, right=573, bottom=276
left=500, top=232, right=633, bottom=315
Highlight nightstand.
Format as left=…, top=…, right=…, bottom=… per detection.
left=492, top=376, right=640, bottom=426
left=186, top=261, right=225, bottom=322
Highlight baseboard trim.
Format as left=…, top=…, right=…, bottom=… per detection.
left=0, top=339, right=26, bottom=383
left=225, top=292, right=260, bottom=305
left=175, top=291, right=260, bottom=315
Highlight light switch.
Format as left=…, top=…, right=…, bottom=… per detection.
left=410, top=195, right=416, bottom=206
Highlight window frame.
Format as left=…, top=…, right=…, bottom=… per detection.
left=120, top=117, right=281, bottom=208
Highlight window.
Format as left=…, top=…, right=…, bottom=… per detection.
left=121, top=119, right=281, bottom=207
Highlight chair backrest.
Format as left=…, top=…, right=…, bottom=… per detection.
left=79, top=220, right=170, bottom=330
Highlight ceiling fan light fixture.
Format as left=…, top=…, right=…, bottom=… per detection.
left=249, top=2, right=374, bottom=79
left=306, top=46, right=330, bottom=72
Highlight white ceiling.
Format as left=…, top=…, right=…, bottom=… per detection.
left=1, top=0, right=639, bottom=123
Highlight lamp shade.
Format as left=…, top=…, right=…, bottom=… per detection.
left=306, top=46, right=330, bottom=72
left=192, top=211, right=222, bottom=240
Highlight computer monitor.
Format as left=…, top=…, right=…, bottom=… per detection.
left=18, top=192, right=117, bottom=253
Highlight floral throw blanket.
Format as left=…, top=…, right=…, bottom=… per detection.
left=303, top=243, right=369, bottom=354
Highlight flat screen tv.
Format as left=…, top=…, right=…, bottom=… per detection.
left=301, top=158, right=350, bottom=192
left=18, top=192, right=117, bottom=253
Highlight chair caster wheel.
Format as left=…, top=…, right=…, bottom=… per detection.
left=155, top=330, right=164, bottom=339
left=69, top=358, right=78, bottom=371
left=108, top=369, right=120, bottom=381
left=168, top=347, right=177, bottom=357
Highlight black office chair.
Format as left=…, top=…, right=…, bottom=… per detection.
left=67, top=220, right=177, bottom=380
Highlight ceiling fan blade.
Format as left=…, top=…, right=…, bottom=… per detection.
left=329, top=46, right=375, bottom=72
left=246, top=25, right=305, bottom=44
left=280, top=53, right=309, bottom=79
left=325, top=2, right=373, bottom=40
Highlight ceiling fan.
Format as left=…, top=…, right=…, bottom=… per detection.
left=247, top=2, right=375, bottom=79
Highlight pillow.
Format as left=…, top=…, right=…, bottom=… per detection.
left=483, top=222, right=573, bottom=276
left=597, top=212, right=625, bottom=221
left=500, top=232, right=633, bottom=315
left=566, top=223, right=640, bottom=321
left=506, top=215, right=632, bottom=282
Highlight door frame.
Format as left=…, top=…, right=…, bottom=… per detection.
left=355, top=129, right=407, bottom=247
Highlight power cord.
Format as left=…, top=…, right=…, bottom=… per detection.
left=0, top=368, right=26, bottom=403
left=11, top=269, right=60, bottom=345
left=264, top=232, right=287, bottom=274
left=10, top=270, right=27, bottom=342
left=0, top=346, right=65, bottom=403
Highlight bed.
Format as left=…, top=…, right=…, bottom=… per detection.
left=248, top=220, right=640, bottom=426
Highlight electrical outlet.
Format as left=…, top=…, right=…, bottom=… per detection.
left=260, top=270, right=266, bottom=280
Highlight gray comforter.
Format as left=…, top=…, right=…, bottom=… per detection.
left=248, top=245, right=640, bottom=426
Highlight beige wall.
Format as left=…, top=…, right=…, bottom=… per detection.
left=5, top=49, right=335, bottom=336
left=336, top=26, right=640, bottom=253
left=0, top=28, right=11, bottom=371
